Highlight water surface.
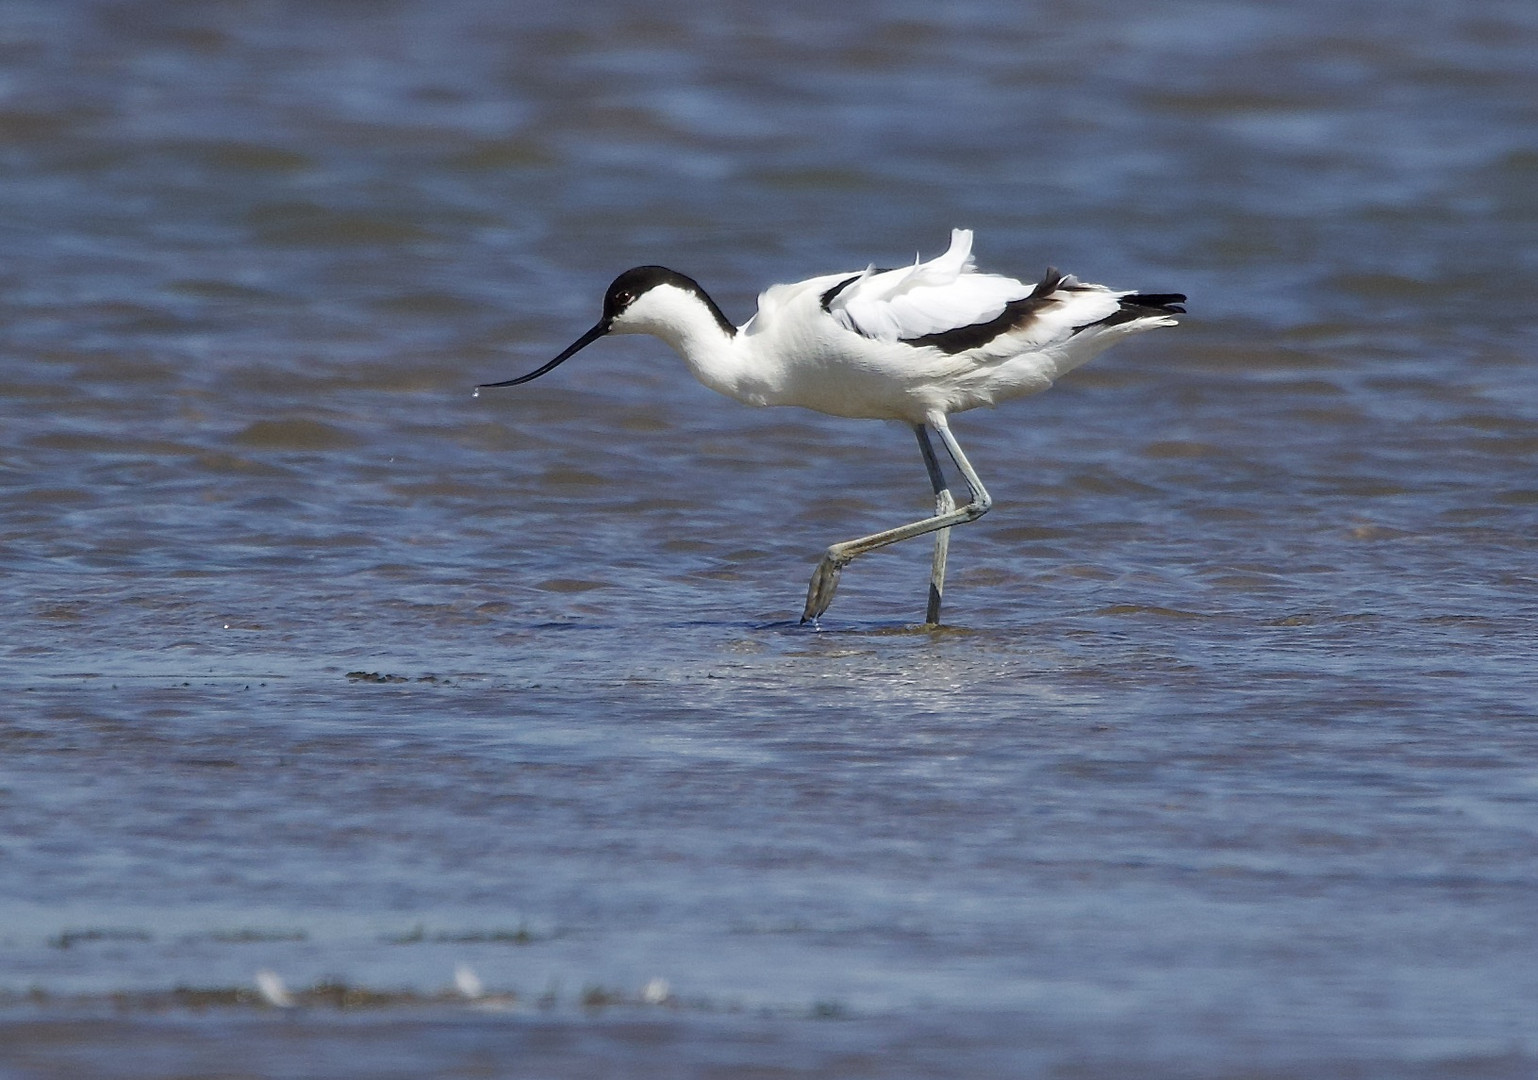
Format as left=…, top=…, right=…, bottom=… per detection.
left=2, top=1, right=1536, bottom=1076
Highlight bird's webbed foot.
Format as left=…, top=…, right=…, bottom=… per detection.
left=801, top=550, right=851, bottom=624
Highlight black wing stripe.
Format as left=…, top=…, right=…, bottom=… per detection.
left=819, top=274, right=863, bottom=312
left=898, top=267, right=1075, bottom=355
left=1072, top=292, right=1187, bottom=334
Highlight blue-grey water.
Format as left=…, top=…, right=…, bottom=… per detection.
left=2, top=1, right=1537, bottom=1077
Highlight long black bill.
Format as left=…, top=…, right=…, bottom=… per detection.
left=476, top=321, right=608, bottom=389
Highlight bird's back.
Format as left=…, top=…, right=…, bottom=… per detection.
left=736, top=231, right=1181, bottom=422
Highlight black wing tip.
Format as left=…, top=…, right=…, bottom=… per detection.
left=1069, top=291, right=1187, bottom=336
left=1126, top=292, right=1187, bottom=315
left=1030, top=267, right=1068, bottom=298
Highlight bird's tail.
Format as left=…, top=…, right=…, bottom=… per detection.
left=1079, top=291, right=1186, bottom=332
left=1120, top=292, right=1187, bottom=316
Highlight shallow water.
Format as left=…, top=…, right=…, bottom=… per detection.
left=2, top=1, right=1537, bottom=1076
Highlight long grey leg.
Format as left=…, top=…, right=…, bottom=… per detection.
left=915, top=426, right=955, bottom=625
left=802, top=414, right=992, bottom=624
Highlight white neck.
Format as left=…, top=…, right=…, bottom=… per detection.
left=611, top=284, right=767, bottom=405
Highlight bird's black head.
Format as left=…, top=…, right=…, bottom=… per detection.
left=476, top=265, right=732, bottom=391
left=600, top=265, right=690, bottom=323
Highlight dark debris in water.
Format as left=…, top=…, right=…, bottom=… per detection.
left=3, top=984, right=488, bottom=1013
left=580, top=985, right=625, bottom=1009
left=44, top=927, right=316, bottom=950
left=345, top=672, right=453, bottom=684
left=384, top=923, right=539, bottom=946
left=305, top=980, right=433, bottom=1010
left=0, top=980, right=755, bottom=1017
left=208, top=929, right=308, bottom=943
left=49, top=928, right=154, bottom=950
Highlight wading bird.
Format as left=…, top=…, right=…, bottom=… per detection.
left=479, top=229, right=1183, bottom=625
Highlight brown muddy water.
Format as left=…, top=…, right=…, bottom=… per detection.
left=2, top=1, right=1536, bottom=1077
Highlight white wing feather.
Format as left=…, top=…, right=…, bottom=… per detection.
left=829, top=229, right=1033, bottom=342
